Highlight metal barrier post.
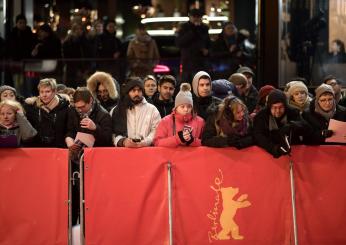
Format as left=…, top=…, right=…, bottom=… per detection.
left=290, top=158, right=299, bottom=245
left=167, top=161, right=173, bottom=245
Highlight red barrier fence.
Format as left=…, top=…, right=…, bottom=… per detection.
left=0, top=148, right=69, bottom=245
left=83, top=146, right=346, bottom=245
left=1, top=146, right=346, bottom=245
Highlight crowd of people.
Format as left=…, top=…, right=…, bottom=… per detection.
left=1, top=67, right=345, bottom=156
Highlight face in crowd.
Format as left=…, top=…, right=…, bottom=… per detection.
left=74, top=97, right=93, bottom=115
left=97, top=84, right=110, bottom=102
left=0, top=104, right=16, bottom=127
left=243, top=72, right=253, bottom=91
left=233, top=103, right=246, bottom=122
left=270, top=102, right=285, bottom=118
left=144, top=79, right=157, bottom=97
left=325, top=79, right=341, bottom=97
left=129, top=86, right=144, bottom=104
left=39, top=85, right=56, bottom=104
left=0, top=90, right=16, bottom=102
left=158, top=82, right=175, bottom=101
left=198, top=78, right=212, bottom=97
left=292, top=90, right=307, bottom=105
left=176, top=103, right=192, bottom=116
left=318, top=93, right=334, bottom=112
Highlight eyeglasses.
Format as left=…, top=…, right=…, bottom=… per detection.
left=318, top=98, right=334, bottom=103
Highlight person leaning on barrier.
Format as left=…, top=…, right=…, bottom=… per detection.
left=253, top=89, right=309, bottom=158
left=0, top=100, right=37, bottom=146
left=202, top=95, right=253, bottom=149
left=112, top=77, right=161, bottom=147
left=302, top=84, right=346, bottom=145
left=24, top=78, right=69, bottom=148
left=154, top=83, right=204, bottom=147
left=65, top=87, right=112, bottom=152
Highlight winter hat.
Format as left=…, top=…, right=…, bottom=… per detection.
left=122, top=77, right=144, bottom=95
left=228, top=73, right=247, bottom=87
left=267, top=89, right=287, bottom=109
left=192, top=71, right=211, bottom=97
left=175, top=83, right=193, bottom=108
left=0, top=85, right=17, bottom=97
left=315, top=84, right=334, bottom=100
left=287, top=81, right=308, bottom=98
left=236, top=66, right=254, bottom=77
left=258, top=85, right=275, bottom=105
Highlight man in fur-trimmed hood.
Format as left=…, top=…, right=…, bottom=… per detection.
left=86, top=71, right=120, bottom=112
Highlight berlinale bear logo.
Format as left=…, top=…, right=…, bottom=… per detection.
left=207, top=169, right=251, bottom=242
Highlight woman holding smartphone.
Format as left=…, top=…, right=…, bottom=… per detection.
left=153, top=83, right=205, bottom=147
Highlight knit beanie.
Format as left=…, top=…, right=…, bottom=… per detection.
left=228, top=73, right=247, bottom=87
left=192, top=71, right=211, bottom=97
left=287, top=81, right=308, bottom=98
left=267, top=89, right=287, bottom=109
left=175, top=83, right=193, bottom=108
left=236, top=66, right=254, bottom=77
left=258, top=85, right=275, bottom=105
left=0, top=85, right=17, bottom=97
left=315, top=84, right=334, bottom=100
left=123, top=78, right=144, bottom=95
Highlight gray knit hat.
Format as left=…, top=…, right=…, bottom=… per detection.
left=0, top=85, right=16, bottom=97
left=315, top=84, right=334, bottom=100
left=175, top=83, right=193, bottom=108
left=287, top=81, right=308, bottom=98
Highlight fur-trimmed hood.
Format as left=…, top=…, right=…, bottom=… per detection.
left=87, top=71, right=119, bottom=100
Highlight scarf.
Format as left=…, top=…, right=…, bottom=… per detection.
left=314, top=99, right=336, bottom=121
left=218, top=116, right=249, bottom=137
left=37, top=95, right=59, bottom=113
left=269, top=114, right=287, bottom=131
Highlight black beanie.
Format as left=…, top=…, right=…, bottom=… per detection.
left=123, top=77, right=144, bottom=95
left=267, top=89, right=287, bottom=109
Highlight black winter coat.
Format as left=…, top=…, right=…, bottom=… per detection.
left=152, top=94, right=174, bottom=118
left=193, top=95, right=222, bottom=121
left=66, top=102, right=112, bottom=147
left=24, top=95, right=69, bottom=148
left=253, top=106, right=309, bottom=157
left=302, top=99, right=346, bottom=144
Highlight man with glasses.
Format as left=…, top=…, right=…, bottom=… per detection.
left=253, top=89, right=308, bottom=158
left=303, top=84, right=346, bottom=144
left=323, top=75, right=346, bottom=107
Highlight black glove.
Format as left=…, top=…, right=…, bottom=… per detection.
left=178, top=130, right=194, bottom=145
left=227, top=135, right=240, bottom=146
left=272, top=144, right=289, bottom=158
left=233, top=136, right=253, bottom=149
left=321, top=129, right=333, bottom=138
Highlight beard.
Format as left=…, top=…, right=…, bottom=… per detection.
left=132, top=96, right=143, bottom=104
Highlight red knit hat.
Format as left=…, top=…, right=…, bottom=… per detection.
left=258, top=85, right=275, bottom=105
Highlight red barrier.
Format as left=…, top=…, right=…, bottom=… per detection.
left=0, top=148, right=69, bottom=245
left=292, top=146, right=346, bottom=244
left=83, top=147, right=172, bottom=245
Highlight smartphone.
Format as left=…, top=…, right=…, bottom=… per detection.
left=132, top=138, right=141, bottom=143
left=183, top=125, right=192, bottom=133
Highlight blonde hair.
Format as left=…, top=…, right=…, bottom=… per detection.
left=0, top=100, right=24, bottom=114
left=215, top=96, right=248, bottom=135
left=38, top=78, right=57, bottom=91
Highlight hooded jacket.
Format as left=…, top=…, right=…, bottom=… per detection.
left=87, top=71, right=119, bottom=111
left=192, top=71, right=222, bottom=120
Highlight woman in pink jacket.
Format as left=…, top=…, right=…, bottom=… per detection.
left=154, top=83, right=205, bottom=147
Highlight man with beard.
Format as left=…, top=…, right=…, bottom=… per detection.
left=112, top=77, right=161, bottom=147
left=24, top=78, right=69, bottom=147
left=152, top=75, right=176, bottom=118
left=253, top=89, right=309, bottom=158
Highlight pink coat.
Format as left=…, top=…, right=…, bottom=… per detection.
left=154, top=113, right=205, bottom=147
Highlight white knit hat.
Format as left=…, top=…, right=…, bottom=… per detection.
left=287, top=81, right=308, bottom=97
left=175, top=83, right=193, bottom=108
